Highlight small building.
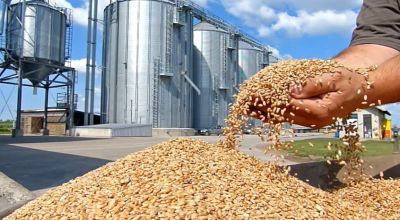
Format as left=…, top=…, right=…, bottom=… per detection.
left=346, top=107, right=391, bottom=140
left=291, top=107, right=391, bottom=140
left=21, top=109, right=100, bottom=135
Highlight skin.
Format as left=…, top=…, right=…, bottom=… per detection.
left=254, top=44, right=400, bottom=128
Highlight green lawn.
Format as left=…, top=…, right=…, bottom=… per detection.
left=289, top=138, right=395, bottom=158
left=0, top=121, right=13, bottom=134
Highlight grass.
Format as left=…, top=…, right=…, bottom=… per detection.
left=289, top=138, right=395, bottom=158
left=0, top=121, right=13, bottom=134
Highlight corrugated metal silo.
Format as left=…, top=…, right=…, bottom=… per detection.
left=193, top=22, right=238, bottom=129
left=6, top=0, right=67, bottom=85
left=237, top=41, right=264, bottom=84
left=0, top=0, right=11, bottom=35
left=101, top=0, right=194, bottom=128
left=237, top=41, right=270, bottom=128
left=269, top=53, right=279, bottom=64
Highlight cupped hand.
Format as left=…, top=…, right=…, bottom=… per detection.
left=252, top=67, right=371, bottom=128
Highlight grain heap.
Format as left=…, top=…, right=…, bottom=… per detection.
left=335, top=179, right=400, bottom=219
left=6, top=139, right=382, bottom=219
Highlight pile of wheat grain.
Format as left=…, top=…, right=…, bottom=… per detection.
left=334, top=179, right=400, bottom=219
left=7, top=138, right=394, bottom=219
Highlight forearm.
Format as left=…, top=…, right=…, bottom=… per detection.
left=333, top=44, right=399, bottom=68
left=368, top=55, right=400, bottom=105
left=333, top=44, right=400, bottom=106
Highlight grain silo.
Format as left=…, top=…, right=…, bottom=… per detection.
left=6, top=0, right=67, bottom=86
left=237, top=41, right=270, bottom=128
left=1, top=0, right=75, bottom=137
left=193, top=22, right=238, bottom=129
left=237, top=41, right=265, bottom=84
left=101, top=0, right=194, bottom=128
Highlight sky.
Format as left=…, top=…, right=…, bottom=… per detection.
left=0, top=0, right=399, bottom=126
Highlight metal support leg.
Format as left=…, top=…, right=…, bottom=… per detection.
left=68, top=71, right=76, bottom=136
left=12, top=69, right=23, bottom=137
left=12, top=0, right=25, bottom=137
left=42, top=77, right=49, bottom=136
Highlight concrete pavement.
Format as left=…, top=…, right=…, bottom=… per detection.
left=0, top=171, right=35, bottom=218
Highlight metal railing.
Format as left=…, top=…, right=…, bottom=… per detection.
left=177, top=0, right=273, bottom=55
left=64, top=8, right=73, bottom=62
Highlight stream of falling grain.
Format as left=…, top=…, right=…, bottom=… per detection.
left=219, top=59, right=376, bottom=183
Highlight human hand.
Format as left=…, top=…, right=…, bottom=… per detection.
left=252, top=67, right=371, bottom=128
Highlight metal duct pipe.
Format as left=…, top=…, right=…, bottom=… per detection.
left=84, top=0, right=93, bottom=125
left=89, top=0, right=98, bottom=125
left=84, top=0, right=98, bottom=125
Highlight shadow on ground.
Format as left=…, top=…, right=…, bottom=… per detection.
left=0, top=135, right=100, bottom=144
left=290, top=159, right=400, bottom=190
left=289, top=161, right=345, bottom=190
left=0, top=144, right=110, bottom=191
left=374, top=164, right=400, bottom=179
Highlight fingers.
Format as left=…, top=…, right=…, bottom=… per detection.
left=289, top=92, right=353, bottom=126
left=250, top=99, right=333, bottom=128
left=251, top=103, right=332, bottom=128
left=287, top=114, right=329, bottom=128
left=290, top=97, right=331, bottom=119
left=247, top=76, right=351, bottom=128
left=290, top=73, right=340, bottom=99
left=288, top=98, right=334, bottom=127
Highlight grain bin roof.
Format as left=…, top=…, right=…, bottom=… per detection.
left=193, top=22, right=228, bottom=33
left=239, top=40, right=262, bottom=51
left=374, top=107, right=391, bottom=116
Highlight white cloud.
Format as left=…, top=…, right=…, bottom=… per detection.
left=57, top=0, right=211, bottom=27
left=219, top=0, right=361, bottom=37
left=47, top=0, right=73, bottom=8
left=192, top=0, right=210, bottom=7
left=282, top=0, right=362, bottom=12
left=70, top=58, right=101, bottom=76
left=70, top=58, right=87, bottom=74
left=10, top=0, right=96, bottom=27
left=220, top=0, right=362, bottom=12
left=262, top=10, right=358, bottom=37
left=47, top=0, right=108, bottom=27
left=269, top=46, right=292, bottom=60
left=221, top=0, right=277, bottom=27
left=62, top=0, right=212, bottom=27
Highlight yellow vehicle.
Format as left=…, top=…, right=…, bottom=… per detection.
left=382, top=118, right=392, bottom=139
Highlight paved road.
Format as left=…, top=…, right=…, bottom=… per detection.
left=0, top=134, right=330, bottom=194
